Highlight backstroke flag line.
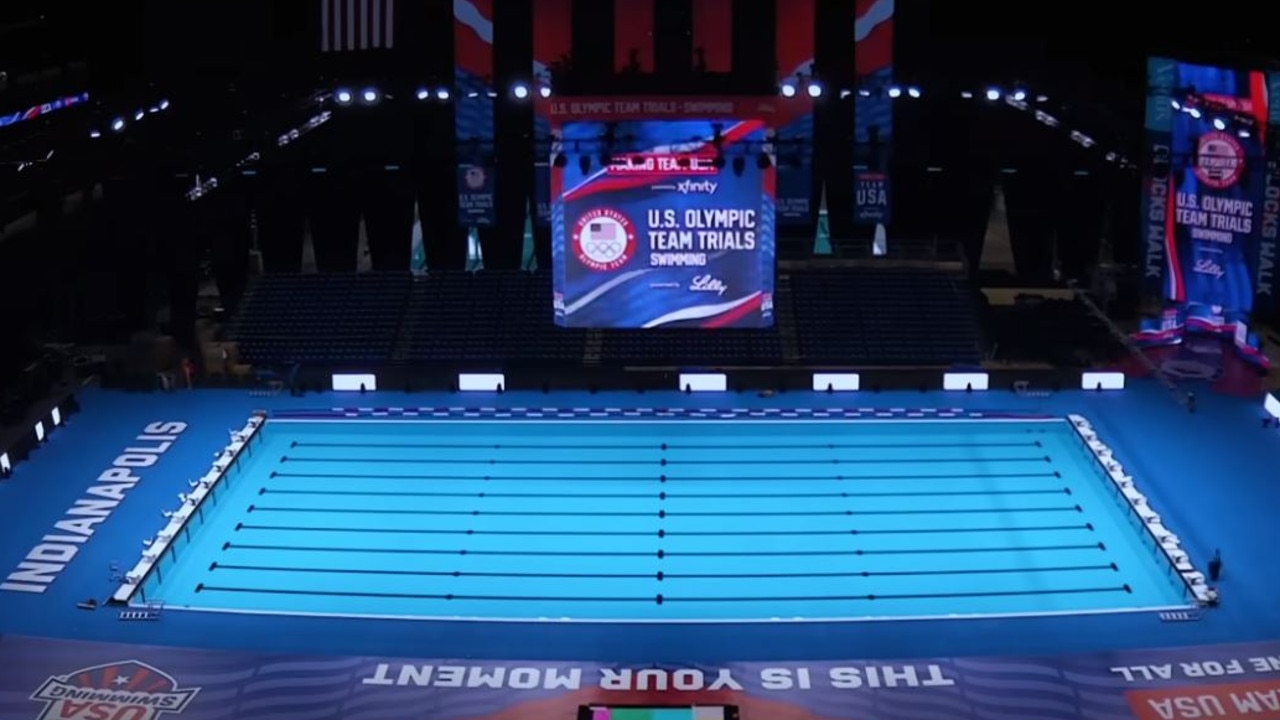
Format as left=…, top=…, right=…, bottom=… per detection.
left=454, top=0, right=496, bottom=227
left=320, top=0, right=395, bottom=52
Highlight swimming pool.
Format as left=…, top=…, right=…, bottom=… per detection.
left=136, top=414, right=1192, bottom=621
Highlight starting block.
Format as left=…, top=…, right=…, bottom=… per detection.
left=118, top=601, right=165, bottom=621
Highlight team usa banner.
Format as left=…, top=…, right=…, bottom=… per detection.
left=1136, top=58, right=1272, bottom=368
left=7, top=633, right=1280, bottom=719
left=454, top=0, right=497, bottom=227
left=854, top=0, right=894, bottom=226
left=544, top=98, right=777, bottom=329
left=773, top=0, right=816, bottom=227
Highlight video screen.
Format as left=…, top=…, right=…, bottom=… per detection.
left=577, top=705, right=739, bottom=720
left=552, top=119, right=775, bottom=328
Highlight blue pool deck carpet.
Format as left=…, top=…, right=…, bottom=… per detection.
left=0, top=381, right=1278, bottom=664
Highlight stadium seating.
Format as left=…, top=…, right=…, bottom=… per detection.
left=791, top=268, right=983, bottom=366
left=986, top=296, right=1121, bottom=367
left=228, top=267, right=983, bottom=369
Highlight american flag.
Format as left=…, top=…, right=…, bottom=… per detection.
left=590, top=222, right=616, bottom=240
left=320, top=0, right=396, bottom=53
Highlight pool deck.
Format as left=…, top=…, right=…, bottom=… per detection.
left=1, top=381, right=1278, bottom=663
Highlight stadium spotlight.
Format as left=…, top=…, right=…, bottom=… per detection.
left=512, top=83, right=530, bottom=100
left=416, top=88, right=430, bottom=100
left=1012, top=89, right=1027, bottom=101
left=436, top=87, right=451, bottom=101
left=1171, top=99, right=1181, bottom=110
left=960, top=91, right=974, bottom=99
left=857, top=89, right=871, bottom=98
left=780, top=83, right=797, bottom=98
left=1035, top=94, right=1048, bottom=103
left=538, top=85, right=552, bottom=98
left=887, top=86, right=902, bottom=98
left=89, top=129, right=102, bottom=138
left=335, top=88, right=354, bottom=105
left=110, top=117, right=126, bottom=132
left=134, top=110, right=145, bottom=121
left=159, top=99, right=170, bottom=110
left=1238, top=128, right=1251, bottom=139
left=806, top=82, right=823, bottom=98
left=1212, top=117, right=1226, bottom=131
left=1188, top=107, right=1202, bottom=119
left=907, top=86, right=921, bottom=98
left=361, top=87, right=381, bottom=104
left=985, top=88, right=1001, bottom=101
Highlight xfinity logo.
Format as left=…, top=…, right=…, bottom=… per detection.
left=677, top=180, right=718, bottom=195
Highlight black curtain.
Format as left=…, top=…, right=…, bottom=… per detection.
left=361, top=168, right=415, bottom=271
left=256, top=167, right=305, bottom=273
left=306, top=166, right=362, bottom=272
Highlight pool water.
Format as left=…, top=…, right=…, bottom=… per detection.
left=141, top=418, right=1191, bottom=621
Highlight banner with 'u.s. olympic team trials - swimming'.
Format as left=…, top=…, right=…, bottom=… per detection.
left=547, top=99, right=777, bottom=328
left=6, top=633, right=1280, bottom=720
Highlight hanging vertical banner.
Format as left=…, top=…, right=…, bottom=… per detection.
left=614, top=0, right=655, bottom=73
left=854, top=0, right=893, bottom=225
left=1258, top=70, right=1280, bottom=311
left=454, top=0, right=496, bottom=227
left=533, top=0, right=572, bottom=226
left=691, top=0, right=732, bottom=73
left=1141, top=57, right=1177, bottom=298
left=774, top=0, right=815, bottom=227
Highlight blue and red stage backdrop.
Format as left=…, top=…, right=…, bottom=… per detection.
left=544, top=98, right=777, bottom=329
left=10, top=634, right=1280, bottom=720
left=1135, top=58, right=1271, bottom=368
left=774, top=0, right=815, bottom=227
left=454, top=0, right=496, bottom=227
left=532, top=0, right=572, bottom=226
left=854, top=0, right=893, bottom=225
left=691, top=0, right=732, bottom=73
left=614, top=0, right=655, bottom=74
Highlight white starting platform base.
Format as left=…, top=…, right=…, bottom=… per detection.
left=118, top=601, right=165, bottom=621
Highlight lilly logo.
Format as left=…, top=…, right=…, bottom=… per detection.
left=677, top=180, right=718, bottom=195
left=1193, top=258, right=1226, bottom=279
left=690, top=275, right=728, bottom=296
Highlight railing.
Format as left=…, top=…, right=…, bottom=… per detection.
left=109, top=413, right=267, bottom=605
left=1065, top=414, right=1211, bottom=607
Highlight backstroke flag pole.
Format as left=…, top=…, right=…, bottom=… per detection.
left=454, top=0, right=496, bottom=227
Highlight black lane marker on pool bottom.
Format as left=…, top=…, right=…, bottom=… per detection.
left=209, top=563, right=1117, bottom=579
left=290, top=441, right=1043, bottom=450
left=223, top=542, right=1106, bottom=557
left=281, top=456, right=1053, bottom=465
left=234, top=523, right=1095, bottom=536
left=245, top=506, right=1085, bottom=517
left=259, top=488, right=1071, bottom=499
left=268, top=472, right=1061, bottom=482
left=192, top=585, right=1132, bottom=602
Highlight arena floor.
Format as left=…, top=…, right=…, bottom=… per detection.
left=1, top=382, right=1277, bottom=664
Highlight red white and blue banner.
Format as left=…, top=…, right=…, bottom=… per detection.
left=773, top=0, right=815, bottom=226
left=532, top=0, right=573, bottom=227
left=6, top=633, right=1280, bottom=720
left=855, top=0, right=896, bottom=225
left=0, top=92, right=88, bottom=130
left=454, top=0, right=497, bottom=227
left=545, top=98, right=776, bottom=329
left=854, top=0, right=893, bottom=226
left=1136, top=58, right=1272, bottom=368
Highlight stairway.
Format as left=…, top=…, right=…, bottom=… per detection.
left=774, top=275, right=800, bottom=364
left=391, top=278, right=429, bottom=363
left=583, top=329, right=603, bottom=366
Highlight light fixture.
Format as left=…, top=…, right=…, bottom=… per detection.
left=806, top=82, right=823, bottom=98
left=780, top=83, right=797, bottom=98
left=907, top=87, right=921, bottom=98
left=538, top=86, right=552, bottom=98
left=416, top=88, right=430, bottom=100
left=335, top=89, right=353, bottom=105
left=512, top=83, right=530, bottom=100
left=887, top=86, right=902, bottom=98
left=986, top=88, right=1001, bottom=101
left=361, top=88, right=380, bottom=104
left=437, top=88, right=451, bottom=101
